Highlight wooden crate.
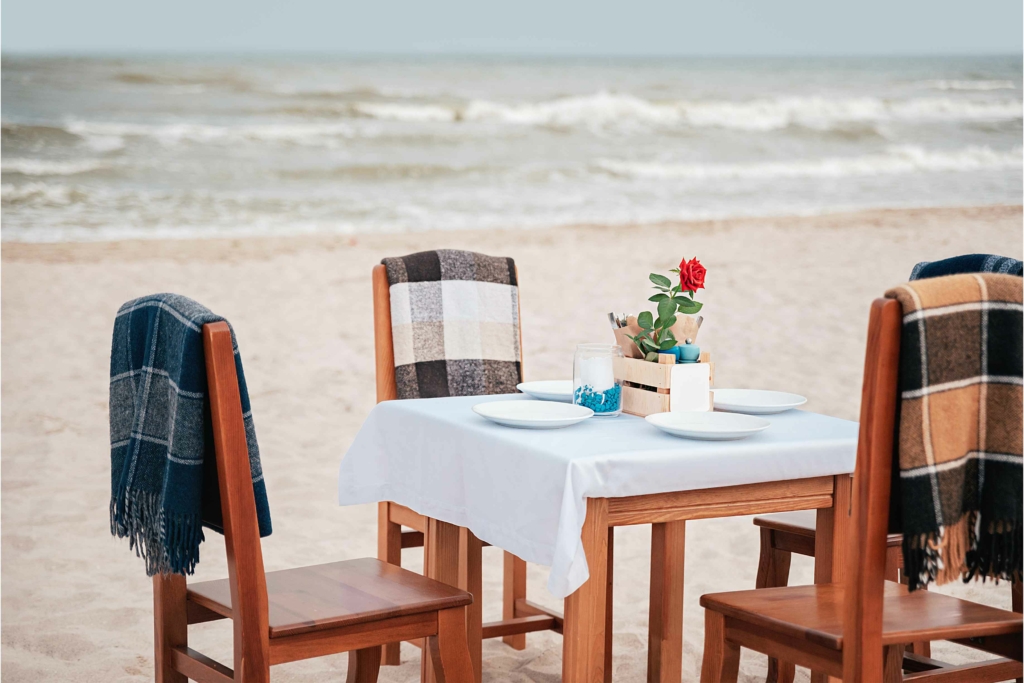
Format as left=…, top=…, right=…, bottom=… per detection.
left=613, top=353, right=714, bottom=417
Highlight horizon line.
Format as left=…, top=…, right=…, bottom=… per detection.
left=2, top=49, right=1022, bottom=60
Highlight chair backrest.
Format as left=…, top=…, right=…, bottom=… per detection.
left=841, top=298, right=903, bottom=680
left=372, top=260, right=524, bottom=403
left=202, top=321, right=271, bottom=677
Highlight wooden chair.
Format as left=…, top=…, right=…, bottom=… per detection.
left=753, top=511, right=935, bottom=682
left=153, top=321, right=476, bottom=683
left=372, top=262, right=566, bottom=681
left=699, top=298, right=1023, bottom=683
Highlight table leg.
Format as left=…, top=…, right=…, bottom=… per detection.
left=424, top=517, right=461, bottom=683
left=648, top=520, right=685, bottom=683
left=503, top=552, right=527, bottom=650
left=606, top=527, right=614, bottom=683
left=563, top=498, right=609, bottom=683
left=459, top=527, right=483, bottom=683
left=812, top=474, right=853, bottom=683
left=378, top=501, right=403, bottom=666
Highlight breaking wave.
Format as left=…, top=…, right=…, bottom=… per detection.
left=595, top=146, right=1023, bottom=180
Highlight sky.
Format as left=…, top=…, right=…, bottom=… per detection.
left=2, top=0, right=1022, bottom=55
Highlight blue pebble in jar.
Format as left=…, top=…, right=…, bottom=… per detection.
left=573, top=383, right=622, bottom=414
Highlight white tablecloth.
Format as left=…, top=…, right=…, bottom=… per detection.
left=338, top=394, right=858, bottom=598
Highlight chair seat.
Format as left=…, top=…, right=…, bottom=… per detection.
left=187, top=557, right=471, bottom=638
left=701, top=582, right=1022, bottom=651
left=754, top=510, right=902, bottom=546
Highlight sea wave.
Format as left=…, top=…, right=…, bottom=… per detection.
left=595, top=145, right=1023, bottom=180
left=64, top=120, right=364, bottom=147
left=2, top=158, right=108, bottom=176
left=352, top=92, right=1024, bottom=131
left=918, top=80, right=1016, bottom=91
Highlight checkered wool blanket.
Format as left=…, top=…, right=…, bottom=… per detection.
left=886, top=274, right=1022, bottom=590
left=109, top=294, right=271, bottom=576
left=382, top=250, right=522, bottom=399
left=911, top=253, right=1023, bottom=281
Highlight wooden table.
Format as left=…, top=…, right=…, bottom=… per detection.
left=420, top=473, right=852, bottom=683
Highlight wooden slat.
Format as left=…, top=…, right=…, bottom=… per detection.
left=727, top=619, right=843, bottom=679
left=482, top=615, right=558, bottom=639
left=171, top=647, right=234, bottom=683
left=514, top=599, right=565, bottom=635
left=390, top=503, right=427, bottom=532
left=903, top=658, right=1021, bottom=683
left=269, top=612, right=437, bottom=666
left=773, top=528, right=817, bottom=557
left=607, top=477, right=835, bottom=526
left=621, top=386, right=671, bottom=418
left=613, top=356, right=673, bottom=389
left=401, top=530, right=424, bottom=548
left=186, top=598, right=226, bottom=625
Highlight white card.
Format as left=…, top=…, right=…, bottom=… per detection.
left=669, top=363, right=711, bottom=412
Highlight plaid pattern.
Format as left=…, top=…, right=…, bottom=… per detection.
left=109, top=294, right=271, bottom=576
left=382, top=250, right=522, bottom=399
left=886, top=274, right=1022, bottom=590
left=911, top=253, right=1023, bottom=281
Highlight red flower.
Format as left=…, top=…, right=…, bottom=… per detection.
left=678, top=257, right=706, bottom=292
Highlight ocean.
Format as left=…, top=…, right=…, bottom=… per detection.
left=1, top=54, right=1021, bottom=242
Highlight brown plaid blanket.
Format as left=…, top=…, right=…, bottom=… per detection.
left=382, top=249, right=522, bottom=399
left=886, top=273, right=1022, bottom=590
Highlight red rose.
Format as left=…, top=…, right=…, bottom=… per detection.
left=678, top=257, right=706, bottom=292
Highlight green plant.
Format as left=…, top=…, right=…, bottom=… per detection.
left=628, top=261, right=705, bottom=362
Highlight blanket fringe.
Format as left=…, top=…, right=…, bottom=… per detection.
left=903, top=512, right=1021, bottom=591
left=110, top=489, right=204, bottom=576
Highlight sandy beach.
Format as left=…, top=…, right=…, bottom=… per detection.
left=2, top=204, right=1022, bottom=682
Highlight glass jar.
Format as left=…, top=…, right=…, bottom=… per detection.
left=573, top=343, right=624, bottom=417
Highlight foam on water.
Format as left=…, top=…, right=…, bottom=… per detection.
left=596, top=146, right=1023, bottom=180
left=2, top=55, right=1021, bottom=242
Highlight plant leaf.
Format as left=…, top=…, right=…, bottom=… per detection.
left=659, top=338, right=677, bottom=350
left=676, top=299, right=703, bottom=314
left=661, top=314, right=677, bottom=328
left=649, top=273, right=672, bottom=288
left=648, top=293, right=669, bottom=303
left=671, top=284, right=681, bottom=293
left=645, top=351, right=660, bottom=362
left=657, top=298, right=676, bottom=321
left=637, top=311, right=654, bottom=329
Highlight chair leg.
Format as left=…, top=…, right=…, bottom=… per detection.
left=700, top=610, right=740, bottom=683
left=1013, top=578, right=1022, bottom=613
left=153, top=574, right=188, bottom=683
left=428, top=607, right=475, bottom=683
left=502, top=552, right=527, bottom=650
left=884, top=545, right=901, bottom=582
left=756, top=529, right=792, bottom=683
left=346, top=647, right=382, bottom=683
left=377, top=502, right=403, bottom=666
left=882, top=645, right=904, bottom=683
left=898, top=555, right=931, bottom=658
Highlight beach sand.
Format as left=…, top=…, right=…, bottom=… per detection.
left=2, top=204, right=1021, bottom=682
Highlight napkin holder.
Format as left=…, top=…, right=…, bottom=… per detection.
left=613, top=352, right=714, bottom=417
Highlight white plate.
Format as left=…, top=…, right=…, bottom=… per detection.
left=473, top=400, right=594, bottom=429
left=517, top=380, right=574, bottom=402
left=711, top=389, right=808, bottom=415
left=645, top=411, right=771, bottom=440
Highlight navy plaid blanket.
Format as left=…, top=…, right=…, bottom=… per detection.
left=109, top=294, right=271, bottom=576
